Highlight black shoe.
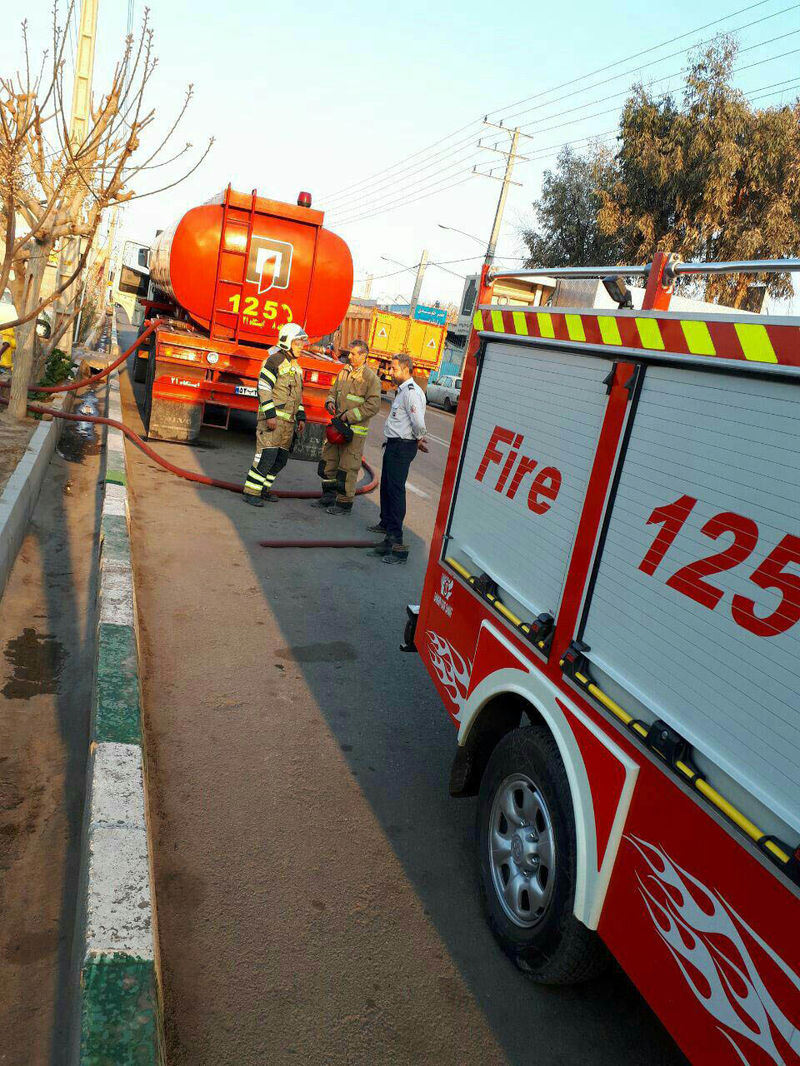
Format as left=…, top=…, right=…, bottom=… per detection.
left=367, top=538, right=393, bottom=557
left=366, top=522, right=387, bottom=533
left=327, top=502, right=353, bottom=516
left=311, top=495, right=335, bottom=508
left=382, top=545, right=409, bottom=564
left=262, top=491, right=280, bottom=503
left=242, top=493, right=264, bottom=508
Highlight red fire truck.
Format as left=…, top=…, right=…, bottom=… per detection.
left=135, top=186, right=353, bottom=460
left=409, top=253, right=800, bottom=1065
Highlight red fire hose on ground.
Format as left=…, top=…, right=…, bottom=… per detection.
left=0, top=321, right=381, bottom=548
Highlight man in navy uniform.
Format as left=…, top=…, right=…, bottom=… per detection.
left=368, top=353, right=427, bottom=563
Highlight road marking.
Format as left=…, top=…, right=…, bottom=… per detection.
left=407, top=482, right=429, bottom=498
left=426, top=434, right=450, bottom=448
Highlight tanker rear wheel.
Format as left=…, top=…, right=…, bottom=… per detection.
left=133, top=353, right=148, bottom=383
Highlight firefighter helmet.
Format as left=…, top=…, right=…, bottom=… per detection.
left=325, top=416, right=353, bottom=445
left=278, top=323, right=308, bottom=351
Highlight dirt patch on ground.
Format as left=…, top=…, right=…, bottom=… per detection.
left=0, top=412, right=37, bottom=499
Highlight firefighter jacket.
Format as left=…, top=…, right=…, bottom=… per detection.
left=257, top=347, right=306, bottom=425
left=326, top=363, right=381, bottom=438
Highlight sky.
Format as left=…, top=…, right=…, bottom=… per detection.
left=2, top=0, right=799, bottom=310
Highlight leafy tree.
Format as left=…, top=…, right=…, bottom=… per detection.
left=521, top=145, right=621, bottom=268
left=598, top=37, right=800, bottom=306
left=521, top=37, right=800, bottom=308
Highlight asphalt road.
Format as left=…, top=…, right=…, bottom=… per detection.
left=119, top=324, right=685, bottom=1066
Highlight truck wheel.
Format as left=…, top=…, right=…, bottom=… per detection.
left=132, top=353, right=148, bottom=383
left=143, top=349, right=155, bottom=438
left=443, top=397, right=453, bottom=412
left=476, top=725, right=610, bottom=984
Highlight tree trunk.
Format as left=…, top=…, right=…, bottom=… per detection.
left=6, top=241, right=50, bottom=421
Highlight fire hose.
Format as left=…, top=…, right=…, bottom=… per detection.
left=0, top=320, right=381, bottom=548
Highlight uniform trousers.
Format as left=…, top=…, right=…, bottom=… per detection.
left=379, top=437, right=418, bottom=544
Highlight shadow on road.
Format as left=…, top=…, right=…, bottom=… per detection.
left=120, top=321, right=685, bottom=1066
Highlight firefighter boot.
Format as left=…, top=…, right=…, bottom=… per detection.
left=312, top=459, right=337, bottom=508
left=242, top=493, right=265, bottom=508
left=327, top=501, right=353, bottom=516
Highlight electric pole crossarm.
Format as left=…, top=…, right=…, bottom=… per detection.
left=482, top=118, right=536, bottom=140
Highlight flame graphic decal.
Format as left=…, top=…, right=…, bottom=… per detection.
left=628, top=835, right=800, bottom=1065
left=425, top=631, right=472, bottom=721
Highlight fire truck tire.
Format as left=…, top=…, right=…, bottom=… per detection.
left=476, top=725, right=610, bottom=985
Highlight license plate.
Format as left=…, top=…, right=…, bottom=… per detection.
left=234, top=386, right=257, bottom=397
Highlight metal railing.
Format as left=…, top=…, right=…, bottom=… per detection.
left=488, top=257, right=800, bottom=283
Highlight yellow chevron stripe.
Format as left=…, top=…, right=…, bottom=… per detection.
left=473, top=310, right=484, bottom=330
left=512, top=311, right=529, bottom=336
left=734, top=322, right=777, bottom=364
left=598, top=316, right=622, bottom=346
left=636, top=318, right=665, bottom=350
left=565, top=314, right=586, bottom=342
left=491, top=309, right=505, bottom=332
left=537, top=312, right=555, bottom=339
left=682, top=320, right=715, bottom=356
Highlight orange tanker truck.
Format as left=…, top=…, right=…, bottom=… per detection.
left=134, top=185, right=353, bottom=461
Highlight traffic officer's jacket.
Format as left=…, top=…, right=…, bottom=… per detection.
left=326, top=362, right=381, bottom=437
left=257, top=346, right=306, bottom=424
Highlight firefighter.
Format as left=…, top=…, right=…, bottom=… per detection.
left=242, top=322, right=307, bottom=507
left=314, top=339, right=381, bottom=515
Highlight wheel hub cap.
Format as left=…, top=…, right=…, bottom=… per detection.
left=488, top=773, right=556, bottom=928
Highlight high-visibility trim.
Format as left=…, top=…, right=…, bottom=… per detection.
left=635, top=318, right=664, bottom=350
left=276, top=410, right=293, bottom=421
left=564, top=660, right=798, bottom=880
left=472, top=305, right=799, bottom=367
left=565, top=314, right=586, bottom=342
left=597, top=316, right=622, bottom=346
left=351, top=425, right=369, bottom=436
left=259, top=403, right=276, bottom=417
left=536, top=313, right=555, bottom=339
left=445, top=556, right=472, bottom=581
left=346, top=394, right=365, bottom=402
left=351, top=406, right=362, bottom=420
left=260, top=370, right=277, bottom=386
left=681, top=319, right=715, bottom=356
left=735, top=322, right=778, bottom=363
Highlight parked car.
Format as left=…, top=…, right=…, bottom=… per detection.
left=426, top=374, right=462, bottom=412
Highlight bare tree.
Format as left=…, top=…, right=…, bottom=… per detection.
left=0, top=3, right=212, bottom=420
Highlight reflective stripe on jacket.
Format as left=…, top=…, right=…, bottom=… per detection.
left=326, top=363, right=381, bottom=427
left=258, top=347, right=305, bottom=422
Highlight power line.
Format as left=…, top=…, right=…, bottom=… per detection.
left=332, top=70, right=800, bottom=230
left=328, top=43, right=800, bottom=222
left=321, top=0, right=791, bottom=210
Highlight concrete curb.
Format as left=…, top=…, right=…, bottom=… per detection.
left=76, top=369, right=165, bottom=1064
left=0, top=389, right=73, bottom=602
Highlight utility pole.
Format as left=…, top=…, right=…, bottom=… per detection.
left=473, top=122, right=533, bottom=266
left=402, top=249, right=428, bottom=355
left=408, top=249, right=429, bottom=316
left=55, top=0, right=100, bottom=354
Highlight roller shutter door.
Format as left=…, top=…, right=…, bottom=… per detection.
left=447, top=340, right=610, bottom=618
left=581, top=365, right=800, bottom=833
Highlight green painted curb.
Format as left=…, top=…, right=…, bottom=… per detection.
left=95, top=623, right=141, bottom=745
left=81, top=954, right=161, bottom=1065
left=105, top=467, right=127, bottom=486
left=101, top=514, right=131, bottom=561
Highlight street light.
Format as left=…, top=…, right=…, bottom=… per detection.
left=437, top=223, right=485, bottom=247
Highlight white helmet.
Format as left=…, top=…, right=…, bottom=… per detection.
left=278, top=322, right=308, bottom=351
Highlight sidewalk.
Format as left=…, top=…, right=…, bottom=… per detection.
left=0, top=403, right=105, bottom=1064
